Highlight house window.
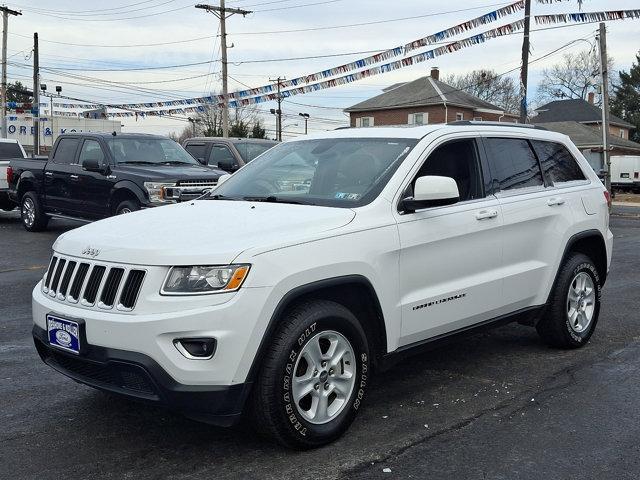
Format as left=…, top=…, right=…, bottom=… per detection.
left=408, top=113, right=428, bottom=125
left=473, top=117, right=483, bottom=121
left=620, top=129, right=626, bottom=138
left=356, top=116, right=374, bottom=128
left=456, top=113, right=464, bottom=121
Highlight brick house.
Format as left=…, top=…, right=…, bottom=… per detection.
left=531, top=95, right=635, bottom=140
left=344, top=68, right=518, bottom=127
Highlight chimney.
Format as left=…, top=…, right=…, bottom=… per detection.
left=588, top=92, right=595, bottom=104
left=430, top=67, right=440, bottom=81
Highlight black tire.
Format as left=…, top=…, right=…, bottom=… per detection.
left=114, top=199, right=140, bottom=215
left=536, top=253, right=602, bottom=349
left=20, top=191, right=49, bottom=232
left=250, top=299, right=370, bottom=450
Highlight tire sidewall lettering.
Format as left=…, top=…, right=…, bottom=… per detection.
left=280, top=319, right=368, bottom=438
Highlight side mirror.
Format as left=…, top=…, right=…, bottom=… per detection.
left=401, top=175, right=459, bottom=213
left=216, top=173, right=232, bottom=187
left=217, top=159, right=239, bottom=172
left=82, top=158, right=105, bottom=173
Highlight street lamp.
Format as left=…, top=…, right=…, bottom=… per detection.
left=298, top=113, right=310, bottom=135
left=270, top=108, right=282, bottom=141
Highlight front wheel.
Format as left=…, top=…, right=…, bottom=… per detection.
left=114, top=199, right=140, bottom=215
left=250, top=300, right=370, bottom=449
left=536, top=253, right=602, bottom=348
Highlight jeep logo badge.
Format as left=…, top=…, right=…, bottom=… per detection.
left=82, top=246, right=100, bottom=258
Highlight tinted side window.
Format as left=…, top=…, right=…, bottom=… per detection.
left=78, top=140, right=105, bottom=164
left=412, top=138, right=484, bottom=202
left=485, top=138, right=543, bottom=191
left=209, top=145, right=236, bottom=167
left=185, top=143, right=207, bottom=161
left=0, top=142, right=23, bottom=159
left=531, top=140, right=586, bottom=184
left=52, top=138, right=80, bottom=165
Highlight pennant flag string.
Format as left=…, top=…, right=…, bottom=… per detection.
left=100, top=19, right=526, bottom=117
left=103, top=1, right=525, bottom=112
left=535, top=9, right=640, bottom=25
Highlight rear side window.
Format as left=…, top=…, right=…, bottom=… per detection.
left=531, top=140, right=586, bottom=184
left=52, top=138, right=80, bottom=165
left=0, top=142, right=23, bottom=159
left=485, top=138, right=543, bottom=191
left=185, top=143, right=207, bottom=161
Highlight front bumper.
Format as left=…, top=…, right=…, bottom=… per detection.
left=33, top=325, right=251, bottom=426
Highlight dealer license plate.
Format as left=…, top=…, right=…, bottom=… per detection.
left=47, top=314, right=81, bottom=354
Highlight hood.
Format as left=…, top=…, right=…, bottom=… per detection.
left=114, top=163, right=225, bottom=180
left=53, top=200, right=356, bottom=265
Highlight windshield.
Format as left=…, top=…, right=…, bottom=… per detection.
left=234, top=142, right=277, bottom=163
left=108, top=138, right=199, bottom=165
left=210, top=137, right=417, bottom=207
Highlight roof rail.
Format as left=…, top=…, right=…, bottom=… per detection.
left=447, top=120, right=547, bottom=131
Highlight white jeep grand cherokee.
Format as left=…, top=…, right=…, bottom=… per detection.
left=32, top=123, right=613, bottom=449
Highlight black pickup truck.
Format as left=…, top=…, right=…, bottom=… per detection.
left=8, top=132, right=225, bottom=231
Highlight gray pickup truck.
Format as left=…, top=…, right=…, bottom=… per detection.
left=183, top=137, right=277, bottom=172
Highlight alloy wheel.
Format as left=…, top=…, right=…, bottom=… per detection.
left=291, top=330, right=356, bottom=425
left=566, top=271, right=596, bottom=333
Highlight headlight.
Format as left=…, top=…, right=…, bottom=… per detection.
left=161, top=265, right=250, bottom=295
left=144, top=182, right=176, bottom=203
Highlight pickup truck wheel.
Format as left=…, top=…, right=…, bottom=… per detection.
left=115, top=199, right=140, bottom=215
left=536, top=253, right=601, bottom=349
left=250, top=299, right=370, bottom=449
left=20, top=192, right=48, bottom=232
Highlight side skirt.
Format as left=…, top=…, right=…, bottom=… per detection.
left=379, top=305, right=545, bottom=371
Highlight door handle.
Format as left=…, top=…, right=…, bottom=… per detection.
left=70, top=174, right=79, bottom=180
left=475, top=209, right=498, bottom=220
left=45, top=171, right=53, bottom=176
left=547, top=197, right=565, bottom=206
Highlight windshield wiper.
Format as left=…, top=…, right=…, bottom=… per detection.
left=242, top=195, right=308, bottom=205
left=162, top=161, right=195, bottom=165
left=206, top=194, right=239, bottom=201
left=118, top=160, right=157, bottom=165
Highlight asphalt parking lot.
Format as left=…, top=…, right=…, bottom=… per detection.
left=1, top=209, right=640, bottom=480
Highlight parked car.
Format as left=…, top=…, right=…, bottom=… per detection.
left=610, top=155, right=640, bottom=193
left=183, top=137, right=277, bottom=172
left=0, top=138, right=28, bottom=211
left=9, top=132, right=225, bottom=231
left=32, top=123, right=612, bottom=449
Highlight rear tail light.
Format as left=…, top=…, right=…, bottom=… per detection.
left=604, top=190, right=611, bottom=208
left=635, top=172, right=639, bottom=179
left=6, top=166, right=13, bottom=185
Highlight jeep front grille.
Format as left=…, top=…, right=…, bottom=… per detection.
left=42, top=255, right=146, bottom=311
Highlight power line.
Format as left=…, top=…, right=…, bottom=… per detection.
left=5, top=0, right=168, bottom=15
left=252, top=0, right=343, bottom=13
left=8, top=31, right=216, bottom=48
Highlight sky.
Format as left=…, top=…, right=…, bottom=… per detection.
left=5, top=0, right=640, bottom=139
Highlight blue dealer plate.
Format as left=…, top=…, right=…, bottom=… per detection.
left=47, top=314, right=81, bottom=354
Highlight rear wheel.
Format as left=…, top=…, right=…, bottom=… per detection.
left=114, top=199, right=140, bottom=215
left=250, top=300, right=370, bottom=449
left=20, top=192, right=48, bottom=232
left=536, top=253, right=601, bottom=348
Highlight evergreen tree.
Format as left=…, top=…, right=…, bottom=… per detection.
left=611, top=52, right=640, bottom=143
left=251, top=120, right=267, bottom=139
left=229, top=120, right=250, bottom=138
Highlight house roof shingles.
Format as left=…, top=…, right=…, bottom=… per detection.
left=345, top=75, right=507, bottom=113
left=536, top=121, right=640, bottom=152
left=532, top=98, right=633, bottom=128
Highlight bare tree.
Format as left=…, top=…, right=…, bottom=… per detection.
left=444, top=70, right=519, bottom=113
left=536, top=50, right=615, bottom=107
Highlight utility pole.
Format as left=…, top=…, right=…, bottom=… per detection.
left=195, top=2, right=251, bottom=138
left=597, top=22, right=612, bottom=196
left=519, top=0, right=531, bottom=124
left=1, top=6, right=21, bottom=138
left=269, top=76, right=285, bottom=141
left=32, top=32, right=39, bottom=156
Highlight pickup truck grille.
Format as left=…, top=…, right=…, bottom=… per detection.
left=42, top=254, right=146, bottom=312
left=176, top=179, right=218, bottom=187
